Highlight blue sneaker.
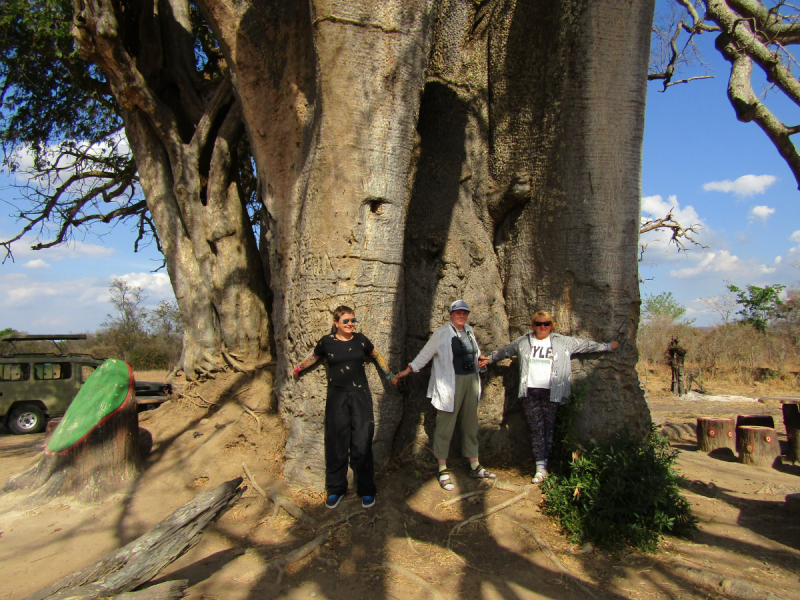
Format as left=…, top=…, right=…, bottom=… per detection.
left=325, top=494, right=343, bottom=509
left=362, top=495, right=376, bottom=508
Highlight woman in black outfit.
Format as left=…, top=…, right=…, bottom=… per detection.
left=292, top=305, right=394, bottom=509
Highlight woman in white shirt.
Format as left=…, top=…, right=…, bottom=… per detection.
left=393, top=300, right=495, bottom=490
left=480, top=311, right=618, bottom=484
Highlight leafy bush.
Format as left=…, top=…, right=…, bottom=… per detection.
left=541, top=426, right=697, bottom=553
left=127, top=345, right=172, bottom=370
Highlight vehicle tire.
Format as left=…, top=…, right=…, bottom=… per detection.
left=8, top=404, right=46, bottom=435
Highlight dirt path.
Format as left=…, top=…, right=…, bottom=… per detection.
left=1, top=388, right=799, bottom=599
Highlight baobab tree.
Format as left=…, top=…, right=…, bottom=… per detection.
left=1, top=0, right=654, bottom=487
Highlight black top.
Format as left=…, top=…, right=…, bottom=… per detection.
left=451, top=328, right=476, bottom=375
left=314, top=332, right=375, bottom=391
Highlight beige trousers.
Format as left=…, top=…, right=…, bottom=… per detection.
left=432, top=373, right=480, bottom=460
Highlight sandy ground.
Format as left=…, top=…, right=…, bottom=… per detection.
left=0, top=369, right=799, bottom=600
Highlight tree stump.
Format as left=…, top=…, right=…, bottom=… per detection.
left=783, top=404, right=800, bottom=464
left=737, top=426, right=780, bottom=467
left=735, top=415, right=775, bottom=452
left=696, top=417, right=735, bottom=453
left=4, top=359, right=140, bottom=502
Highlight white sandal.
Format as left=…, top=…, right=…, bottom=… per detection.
left=532, top=471, right=547, bottom=484
left=438, top=469, right=455, bottom=491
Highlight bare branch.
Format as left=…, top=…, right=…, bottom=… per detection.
left=639, top=210, right=708, bottom=257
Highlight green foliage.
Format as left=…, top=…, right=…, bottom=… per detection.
left=642, top=292, right=691, bottom=324
left=127, top=345, right=171, bottom=371
left=0, top=0, right=119, bottom=156
left=727, top=283, right=785, bottom=333
left=542, top=396, right=698, bottom=553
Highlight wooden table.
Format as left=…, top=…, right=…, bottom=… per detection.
left=759, top=398, right=800, bottom=463
left=758, top=397, right=800, bottom=404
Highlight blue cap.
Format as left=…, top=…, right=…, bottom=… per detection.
left=449, top=299, right=470, bottom=313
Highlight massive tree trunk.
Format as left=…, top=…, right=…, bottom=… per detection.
left=73, top=0, right=654, bottom=487
left=72, top=0, right=271, bottom=377
left=396, top=0, right=653, bottom=462
left=200, top=0, right=440, bottom=487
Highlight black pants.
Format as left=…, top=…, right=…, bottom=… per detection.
left=325, top=388, right=376, bottom=497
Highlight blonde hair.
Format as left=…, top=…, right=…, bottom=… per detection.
left=531, top=311, right=557, bottom=332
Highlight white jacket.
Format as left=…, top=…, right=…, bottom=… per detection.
left=409, top=323, right=482, bottom=412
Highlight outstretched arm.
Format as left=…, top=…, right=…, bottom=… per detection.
left=370, top=348, right=394, bottom=381
left=292, top=353, right=319, bottom=379
left=567, top=338, right=619, bottom=355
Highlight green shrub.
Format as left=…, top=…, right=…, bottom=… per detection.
left=541, top=426, right=698, bottom=553
left=127, top=345, right=171, bottom=370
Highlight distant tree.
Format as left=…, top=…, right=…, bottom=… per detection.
left=642, top=292, right=690, bottom=324
left=700, top=284, right=738, bottom=324
left=727, top=283, right=786, bottom=333
left=147, top=300, right=183, bottom=341
left=101, top=278, right=148, bottom=361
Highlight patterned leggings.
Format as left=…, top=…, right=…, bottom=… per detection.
left=523, top=388, right=560, bottom=462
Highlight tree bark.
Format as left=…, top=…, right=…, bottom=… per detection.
left=72, top=0, right=272, bottom=378
left=72, top=0, right=656, bottom=484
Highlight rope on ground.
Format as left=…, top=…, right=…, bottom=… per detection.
left=515, top=521, right=597, bottom=599
left=446, top=485, right=532, bottom=549
left=384, top=561, right=445, bottom=600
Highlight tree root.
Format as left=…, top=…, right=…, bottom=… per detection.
left=241, top=406, right=261, bottom=433
left=515, top=521, right=597, bottom=599
left=222, top=349, right=248, bottom=374
left=670, top=560, right=786, bottom=600
left=241, top=463, right=317, bottom=527
left=437, top=490, right=484, bottom=507
left=384, top=561, right=445, bottom=600
left=268, top=530, right=330, bottom=585
left=446, top=485, right=532, bottom=549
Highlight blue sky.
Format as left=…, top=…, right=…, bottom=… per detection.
left=640, top=2, right=800, bottom=325
left=2, top=3, right=799, bottom=333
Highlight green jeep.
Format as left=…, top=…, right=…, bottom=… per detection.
left=0, top=334, right=105, bottom=435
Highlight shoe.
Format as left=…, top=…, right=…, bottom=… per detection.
left=532, top=471, right=547, bottom=484
left=325, top=494, right=343, bottom=509
left=362, top=495, right=376, bottom=508
left=468, top=463, right=496, bottom=479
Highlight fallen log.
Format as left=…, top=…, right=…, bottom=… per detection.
left=21, top=478, right=244, bottom=600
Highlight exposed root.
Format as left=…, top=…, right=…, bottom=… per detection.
left=384, top=561, right=445, bottom=600
left=241, top=406, right=261, bottom=433
left=437, top=490, right=484, bottom=508
left=266, top=530, right=330, bottom=584
left=242, top=463, right=267, bottom=498
left=404, top=524, right=419, bottom=555
left=515, top=521, right=597, bottom=599
left=222, top=349, right=248, bottom=373
left=240, top=462, right=317, bottom=527
left=447, top=485, right=532, bottom=550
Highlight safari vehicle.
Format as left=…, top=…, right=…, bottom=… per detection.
left=0, top=334, right=105, bottom=435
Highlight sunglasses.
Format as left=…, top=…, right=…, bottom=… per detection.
left=534, top=321, right=551, bottom=327
left=341, top=318, right=358, bottom=324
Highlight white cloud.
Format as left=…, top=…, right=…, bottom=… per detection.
left=115, top=272, right=173, bottom=299
left=791, top=230, right=800, bottom=242
left=23, top=259, right=50, bottom=269
left=775, top=256, right=782, bottom=264
left=749, top=205, right=775, bottom=221
left=669, top=250, right=776, bottom=279
left=702, top=174, right=777, bottom=197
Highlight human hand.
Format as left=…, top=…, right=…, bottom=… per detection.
left=478, top=356, right=490, bottom=368
left=610, top=341, right=619, bottom=351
